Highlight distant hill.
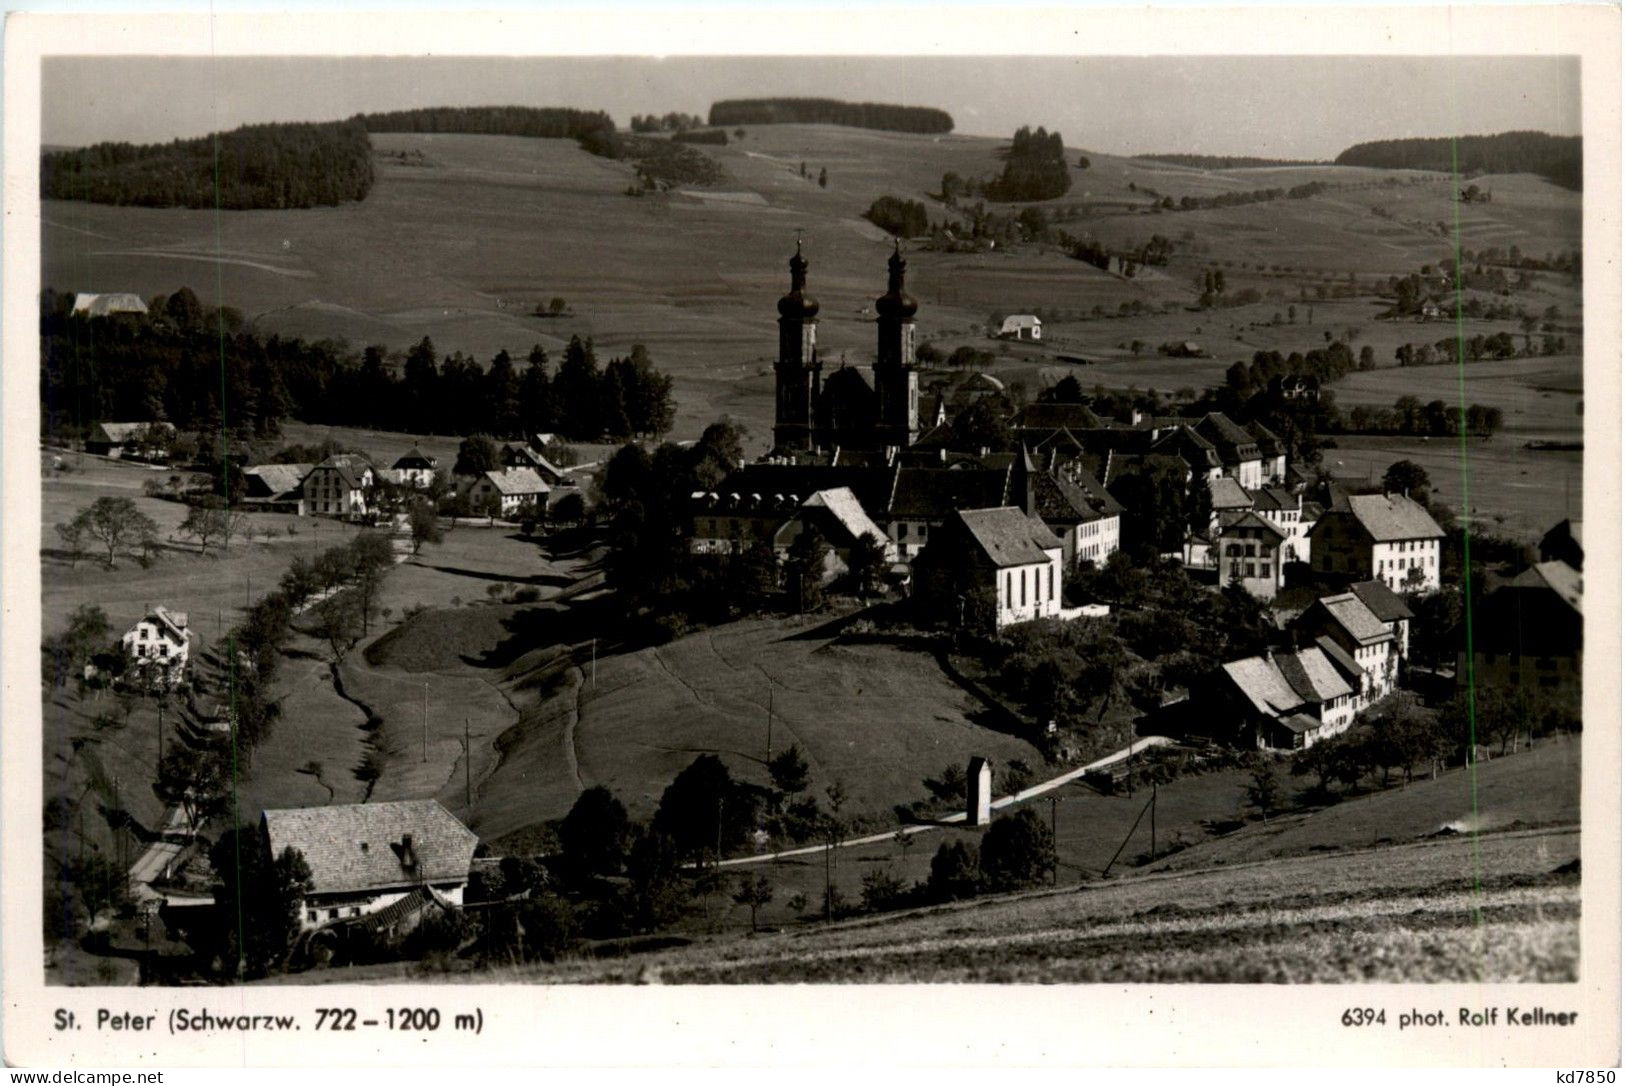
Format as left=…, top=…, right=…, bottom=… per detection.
left=1335, top=131, right=1581, bottom=190
left=1136, top=153, right=1327, bottom=170
left=708, top=97, right=953, bottom=134
left=40, top=119, right=374, bottom=209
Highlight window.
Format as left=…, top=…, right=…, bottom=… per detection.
left=1020, top=570, right=1027, bottom=607
left=308, top=911, right=318, bottom=923
left=329, top=909, right=339, bottom=920
left=899, top=523, right=909, bottom=539
left=918, top=525, right=927, bottom=538
left=1048, top=565, right=1055, bottom=600
left=1006, top=572, right=1013, bottom=609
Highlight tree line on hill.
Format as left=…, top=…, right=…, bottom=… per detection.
left=38, top=288, right=675, bottom=446
left=358, top=106, right=615, bottom=141
left=707, top=97, right=953, bottom=134
left=983, top=126, right=1071, bottom=202
left=1334, top=131, right=1582, bottom=190
left=41, top=120, right=374, bottom=209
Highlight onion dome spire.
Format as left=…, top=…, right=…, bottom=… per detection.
left=875, top=238, right=919, bottom=320
left=778, top=238, right=820, bottom=319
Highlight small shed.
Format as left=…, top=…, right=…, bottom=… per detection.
left=998, top=314, right=1043, bottom=341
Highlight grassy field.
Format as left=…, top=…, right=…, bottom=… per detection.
left=42, top=126, right=1582, bottom=455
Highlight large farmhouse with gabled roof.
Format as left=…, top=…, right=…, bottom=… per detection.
left=261, top=799, right=478, bottom=933
left=303, top=453, right=377, bottom=519
left=913, top=506, right=1063, bottom=630
left=1215, top=646, right=1356, bottom=750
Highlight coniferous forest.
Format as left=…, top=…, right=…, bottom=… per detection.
left=983, top=126, right=1072, bottom=202
left=708, top=98, right=954, bottom=134
left=1334, top=131, right=1582, bottom=189
left=38, top=288, right=676, bottom=446
left=358, top=106, right=615, bottom=141
left=40, top=120, right=375, bottom=209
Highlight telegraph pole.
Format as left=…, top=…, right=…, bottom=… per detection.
left=1151, top=780, right=1158, bottom=859
left=766, top=682, right=774, bottom=763
left=590, top=638, right=597, bottom=689
left=1048, top=794, right=1060, bottom=885
left=464, top=717, right=472, bottom=810
left=422, top=682, right=428, bottom=763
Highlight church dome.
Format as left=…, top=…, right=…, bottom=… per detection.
left=874, top=243, right=918, bottom=319
left=778, top=243, right=820, bottom=319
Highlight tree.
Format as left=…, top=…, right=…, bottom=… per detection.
left=43, top=604, right=111, bottom=690
left=978, top=808, right=1056, bottom=892
left=1244, top=758, right=1284, bottom=818
left=208, top=823, right=312, bottom=979
left=1383, top=459, right=1432, bottom=499
left=154, top=745, right=230, bottom=832
left=817, top=167, right=828, bottom=189
left=408, top=499, right=443, bottom=556
left=845, top=533, right=887, bottom=598
left=784, top=526, right=829, bottom=614
left=54, top=518, right=87, bottom=567
left=768, top=744, right=810, bottom=795
left=732, top=874, right=774, bottom=932
left=312, top=592, right=363, bottom=662
left=73, top=496, right=160, bottom=568
left=622, top=828, right=688, bottom=932
left=558, top=785, right=631, bottom=882
left=653, top=754, right=750, bottom=863
left=453, top=433, right=500, bottom=477
left=927, top=840, right=980, bottom=902
left=179, top=498, right=240, bottom=556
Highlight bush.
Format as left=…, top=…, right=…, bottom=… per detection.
left=978, top=808, right=1055, bottom=892
left=926, top=840, right=980, bottom=902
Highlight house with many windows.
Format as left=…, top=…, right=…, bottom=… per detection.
left=1215, top=647, right=1356, bottom=750
left=1216, top=512, right=1288, bottom=598
left=1308, top=493, right=1444, bottom=593
left=467, top=467, right=548, bottom=517
left=303, top=454, right=377, bottom=519
left=1292, top=591, right=1399, bottom=710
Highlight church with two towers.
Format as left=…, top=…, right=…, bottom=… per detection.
left=772, top=242, right=921, bottom=455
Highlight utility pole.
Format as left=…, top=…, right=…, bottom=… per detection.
left=156, top=698, right=165, bottom=772
left=1048, top=794, right=1060, bottom=885
left=422, top=682, right=428, bottom=763
left=1151, top=780, right=1158, bottom=859
left=464, top=716, right=472, bottom=810
left=590, top=638, right=596, bottom=690
left=766, top=682, right=774, bottom=764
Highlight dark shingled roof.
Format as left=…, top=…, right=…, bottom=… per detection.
left=311, top=453, right=375, bottom=491
left=887, top=467, right=1011, bottom=520
left=1218, top=510, right=1288, bottom=539
left=1246, top=419, right=1285, bottom=457
left=1310, top=592, right=1394, bottom=646
left=1314, top=635, right=1364, bottom=684
left=956, top=507, right=1060, bottom=568
left=1348, top=579, right=1414, bottom=622
left=1149, top=425, right=1222, bottom=472
left=716, top=464, right=893, bottom=515
left=393, top=446, right=438, bottom=469
left=262, top=800, right=478, bottom=897
left=1209, top=476, right=1252, bottom=510
left=1250, top=486, right=1299, bottom=513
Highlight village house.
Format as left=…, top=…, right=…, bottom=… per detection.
left=1348, top=579, right=1414, bottom=660
left=1248, top=421, right=1288, bottom=485
left=1216, top=511, right=1288, bottom=598
left=467, top=466, right=548, bottom=517
left=1194, top=413, right=1265, bottom=489
left=1027, top=462, right=1121, bottom=567
left=303, top=454, right=377, bottom=519
left=1249, top=485, right=1311, bottom=564
left=260, top=800, right=479, bottom=933
left=1291, top=591, right=1398, bottom=710
left=390, top=447, right=439, bottom=489
left=71, top=292, right=149, bottom=318
left=121, top=606, right=192, bottom=689
left=770, top=487, right=897, bottom=577
left=1215, top=646, right=1356, bottom=750
left=1308, top=493, right=1445, bottom=593
left=997, top=314, right=1042, bottom=341
left=689, top=463, right=889, bottom=556
left=881, top=466, right=1013, bottom=559
left=912, top=507, right=1064, bottom=630
left=498, top=443, right=572, bottom=485
left=242, top=463, right=310, bottom=514
left=85, top=421, right=176, bottom=461
left=1460, top=560, right=1582, bottom=717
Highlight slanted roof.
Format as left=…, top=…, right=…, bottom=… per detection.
left=887, top=467, right=1010, bottom=520
left=801, top=487, right=888, bottom=548
left=480, top=466, right=548, bottom=496
left=1345, top=493, right=1444, bottom=542
left=1195, top=413, right=1260, bottom=461
left=1246, top=419, right=1285, bottom=456
left=1312, top=592, right=1395, bottom=646
left=1511, top=560, right=1582, bottom=614
left=1001, top=314, right=1042, bottom=330
left=1218, top=510, right=1288, bottom=540
left=1314, top=635, right=1363, bottom=683
left=245, top=463, right=312, bottom=497
left=1250, top=486, right=1299, bottom=514
left=311, top=453, right=375, bottom=490
left=716, top=464, right=892, bottom=515
left=1149, top=425, right=1222, bottom=471
left=1209, top=476, right=1252, bottom=510
left=72, top=292, right=148, bottom=317
left=1279, top=712, right=1322, bottom=735
left=261, top=800, right=478, bottom=897
left=1221, top=656, right=1305, bottom=718
left=1276, top=646, right=1354, bottom=703
left=393, top=446, right=438, bottom=469
left=956, top=507, right=1059, bottom=568
left=92, top=421, right=175, bottom=443
left=135, top=606, right=190, bottom=644
left=1348, top=579, right=1414, bottom=622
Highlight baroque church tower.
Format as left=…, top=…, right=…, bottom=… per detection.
left=872, top=242, right=920, bottom=449
left=772, top=241, right=822, bottom=451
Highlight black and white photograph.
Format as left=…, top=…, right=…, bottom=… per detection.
left=2, top=4, right=1618, bottom=1070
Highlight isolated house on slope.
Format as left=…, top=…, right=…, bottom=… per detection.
left=86, top=421, right=176, bottom=460
left=390, top=447, right=439, bottom=489
left=243, top=463, right=311, bottom=514
left=998, top=314, right=1042, bottom=341
left=121, top=606, right=192, bottom=689
left=261, top=800, right=478, bottom=932
left=1309, top=493, right=1444, bottom=593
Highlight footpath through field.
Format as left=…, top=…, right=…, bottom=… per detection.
left=719, top=735, right=1173, bottom=867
